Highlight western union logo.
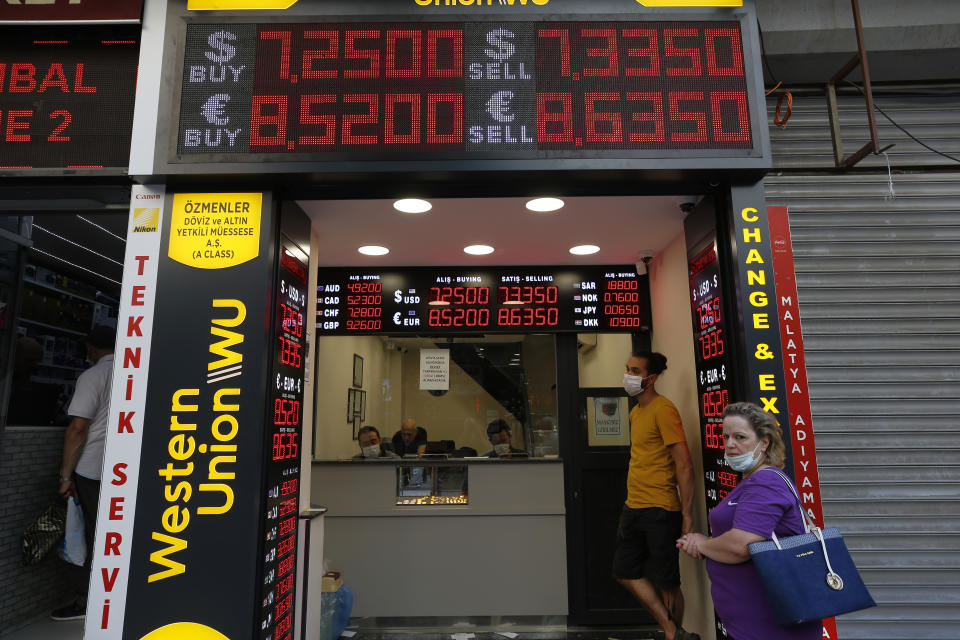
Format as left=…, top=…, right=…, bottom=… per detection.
left=132, top=208, right=159, bottom=233
left=187, top=0, right=298, bottom=9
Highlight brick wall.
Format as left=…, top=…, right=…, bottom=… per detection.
left=0, top=427, right=74, bottom=634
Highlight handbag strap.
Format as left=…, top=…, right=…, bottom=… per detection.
left=763, top=467, right=817, bottom=535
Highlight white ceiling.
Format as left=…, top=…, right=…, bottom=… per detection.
left=299, top=195, right=688, bottom=267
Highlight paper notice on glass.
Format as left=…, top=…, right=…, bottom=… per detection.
left=593, top=397, right=623, bottom=437
left=420, top=348, right=450, bottom=390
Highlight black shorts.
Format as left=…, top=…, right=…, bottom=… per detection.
left=611, top=506, right=682, bottom=589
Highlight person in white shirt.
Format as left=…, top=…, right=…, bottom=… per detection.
left=51, top=324, right=115, bottom=621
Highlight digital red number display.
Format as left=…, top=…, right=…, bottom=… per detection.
left=1, top=28, right=138, bottom=170
left=263, top=243, right=307, bottom=640
left=318, top=267, right=651, bottom=334
left=178, top=20, right=756, bottom=160
left=689, top=241, right=736, bottom=513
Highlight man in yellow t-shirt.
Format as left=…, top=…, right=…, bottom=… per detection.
left=613, top=351, right=698, bottom=640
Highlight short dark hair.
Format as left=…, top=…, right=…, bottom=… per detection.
left=631, top=351, right=667, bottom=375
left=486, top=419, right=510, bottom=438
left=87, top=324, right=116, bottom=350
left=357, top=425, right=380, bottom=440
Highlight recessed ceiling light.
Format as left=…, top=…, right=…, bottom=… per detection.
left=526, top=197, right=565, bottom=212
left=393, top=199, right=432, bottom=214
left=570, top=244, right=600, bottom=255
left=464, top=244, right=495, bottom=255
left=358, top=245, right=389, bottom=256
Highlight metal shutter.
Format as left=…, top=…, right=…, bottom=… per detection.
left=763, top=170, right=960, bottom=640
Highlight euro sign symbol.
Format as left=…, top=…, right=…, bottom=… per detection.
left=205, top=30, right=237, bottom=64
left=201, top=93, right=231, bottom=125
left=393, top=312, right=402, bottom=325
left=486, top=91, right=515, bottom=123
left=394, top=289, right=403, bottom=303
left=484, top=28, right=515, bottom=62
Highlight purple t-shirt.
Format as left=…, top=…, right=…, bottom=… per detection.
left=706, top=468, right=822, bottom=640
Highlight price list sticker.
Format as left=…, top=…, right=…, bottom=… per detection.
left=688, top=243, right=734, bottom=512
left=259, top=245, right=307, bottom=640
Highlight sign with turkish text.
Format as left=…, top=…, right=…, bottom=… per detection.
left=768, top=205, right=836, bottom=640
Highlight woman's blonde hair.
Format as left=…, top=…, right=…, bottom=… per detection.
left=721, top=401, right=786, bottom=468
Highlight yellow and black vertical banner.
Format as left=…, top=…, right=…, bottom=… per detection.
left=727, top=183, right=794, bottom=474
left=122, top=193, right=276, bottom=640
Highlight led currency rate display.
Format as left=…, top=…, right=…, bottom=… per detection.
left=317, top=266, right=650, bottom=335
left=688, top=242, right=736, bottom=513
left=177, top=19, right=756, bottom=161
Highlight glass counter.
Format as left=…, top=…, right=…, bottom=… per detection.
left=395, top=461, right=468, bottom=506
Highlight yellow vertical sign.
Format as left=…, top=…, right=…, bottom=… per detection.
left=168, top=194, right=262, bottom=270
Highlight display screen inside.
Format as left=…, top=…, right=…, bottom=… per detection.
left=177, top=19, right=755, bottom=161
left=317, top=266, right=650, bottom=335
left=259, top=242, right=308, bottom=640
left=688, top=243, right=735, bottom=513
left=0, top=27, right=138, bottom=170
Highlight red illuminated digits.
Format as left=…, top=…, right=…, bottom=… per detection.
left=623, top=29, right=660, bottom=77
left=302, top=31, right=339, bottom=79
left=342, top=94, right=378, bottom=145
left=298, top=94, right=336, bottom=145
left=344, top=30, right=381, bottom=78
left=710, top=91, right=750, bottom=142
left=5, top=110, right=31, bottom=142
left=607, top=279, right=639, bottom=290
left=626, top=92, right=665, bottom=143
left=664, top=29, right=702, bottom=76
left=426, top=93, right=463, bottom=144
left=47, top=110, right=71, bottom=142
left=538, top=29, right=571, bottom=76
left=386, top=30, right=421, bottom=78
left=582, top=29, right=618, bottom=77
left=347, top=282, right=382, bottom=293
left=250, top=96, right=288, bottom=146
left=537, top=93, right=573, bottom=143
left=385, top=93, right=421, bottom=144
left=585, top=93, right=622, bottom=143
left=427, top=29, right=463, bottom=78
left=9, top=63, right=36, bottom=93
left=669, top=92, right=707, bottom=142
left=705, top=28, right=744, bottom=77
left=260, top=30, right=292, bottom=80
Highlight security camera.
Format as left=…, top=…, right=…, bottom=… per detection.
left=678, top=196, right=699, bottom=214
left=635, top=251, right=654, bottom=276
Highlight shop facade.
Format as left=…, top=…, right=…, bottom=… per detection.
left=2, top=1, right=958, bottom=639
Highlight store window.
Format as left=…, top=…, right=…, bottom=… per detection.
left=313, top=334, right=558, bottom=460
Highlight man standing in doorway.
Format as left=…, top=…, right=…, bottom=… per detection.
left=613, top=351, right=699, bottom=640
left=51, top=325, right=115, bottom=621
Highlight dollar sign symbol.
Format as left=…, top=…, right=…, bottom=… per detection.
left=205, top=30, right=237, bottom=64
left=484, top=28, right=516, bottom=62
left=395, top=290, right=403, bottom=303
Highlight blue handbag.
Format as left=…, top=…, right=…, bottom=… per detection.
left=747, top=468, right=876, bottom=627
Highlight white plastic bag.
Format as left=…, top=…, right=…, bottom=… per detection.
left=57, top=497, right=86, bottom=566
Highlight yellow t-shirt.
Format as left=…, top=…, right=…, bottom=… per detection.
left=626, top=395, right=687, bottom=511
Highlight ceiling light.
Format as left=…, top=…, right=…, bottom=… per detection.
left=570, top=244, right=600, bottom=255
left=526, top=197, right=565, bottom=212
left=358, top=245, right=389, bottom=256
left=393, top=199, right=432, bottom=214
left=464, top=244, right=494, bottom=255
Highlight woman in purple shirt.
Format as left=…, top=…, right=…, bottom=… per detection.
left=676, top=402, right=821, bottom=640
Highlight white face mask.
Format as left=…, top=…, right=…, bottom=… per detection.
left=725, top=442, right=763, bottom=472
left=493, top=443, right=512, bottom=456
left=623, top=373, right=648, bottom=397
left=361, top=444, right=381, bottom=458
